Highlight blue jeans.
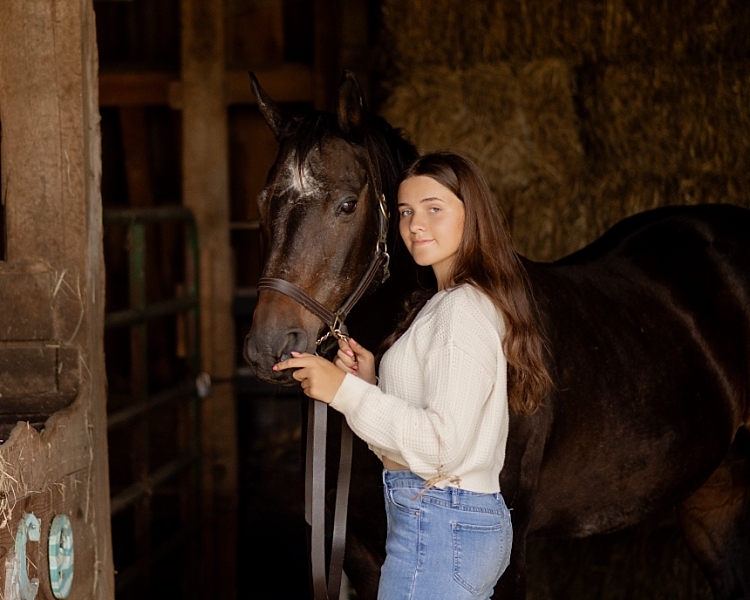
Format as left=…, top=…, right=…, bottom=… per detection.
left=378, top=469, right=512, bottom=600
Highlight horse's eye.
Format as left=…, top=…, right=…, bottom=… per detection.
left=340, top=200, right=357, bottom=215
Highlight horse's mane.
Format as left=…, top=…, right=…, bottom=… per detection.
left=285, top=110, right=418, bottom=203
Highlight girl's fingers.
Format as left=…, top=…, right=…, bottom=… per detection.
left=337, top=339, right=356, bottom=360
left=336, top=349, right=357, bottom=368
left=334, top=357, right=356, bottom=375
left=349, top=338, right=373, bottom=359
left=274, top=354, right=315, bottom=371
left=291, top=367, right=308, bottom=381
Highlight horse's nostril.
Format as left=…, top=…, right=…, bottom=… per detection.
left=279, top=329, right=308, bottom=362
left=243, top=333, right=259, bottom=366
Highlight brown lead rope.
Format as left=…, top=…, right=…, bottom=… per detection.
left=305, top=398, right=353, bottom=600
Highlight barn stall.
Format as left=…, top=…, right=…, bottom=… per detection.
left=1, top=0, right=748, bottom=599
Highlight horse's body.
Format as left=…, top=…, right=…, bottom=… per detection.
left=244, top=73, right=750, bottom=599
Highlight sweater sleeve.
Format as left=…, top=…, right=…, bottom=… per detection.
left=330, top=326, right=497, bottom=478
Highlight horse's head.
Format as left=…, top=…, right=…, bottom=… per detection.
left=244, top=71, right=414, bottom=384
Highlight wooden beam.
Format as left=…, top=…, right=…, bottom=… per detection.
left=180, top=1, right=238, bottom=599
left=0, top=0, right=114, bottom=598
left=99, top=72, right=174, bottom=106
left=98, top=65, right=314, bottom=107
left=225, top=64, right=314, bottom=105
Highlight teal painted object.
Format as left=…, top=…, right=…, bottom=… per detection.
left=48, top=515, right=74, bottom=599
left=13, top=513, right=40, bottom=600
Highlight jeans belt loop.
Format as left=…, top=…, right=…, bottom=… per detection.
left=452, top=487, right=460, bottom=507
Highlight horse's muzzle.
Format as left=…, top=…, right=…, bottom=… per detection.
left=243, top=326, right=310, bottom=385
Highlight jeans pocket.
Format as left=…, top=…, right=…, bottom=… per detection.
left=388, top=487, right=421, bottom=516
left=452, top=520, right=510, bottom=596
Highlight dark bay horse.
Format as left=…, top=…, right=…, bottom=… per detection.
left=243, top=72, right=750, bottom=600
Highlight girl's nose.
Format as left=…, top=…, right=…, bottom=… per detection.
left=410, top=214, right=426, bottom=232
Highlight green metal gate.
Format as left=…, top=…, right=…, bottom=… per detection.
left=103, top=206, right=203, bottom=600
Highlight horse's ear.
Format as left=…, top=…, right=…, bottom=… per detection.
left=249, top=71, right=289, bottom=141
left=336, top=70, right=366, bottom=137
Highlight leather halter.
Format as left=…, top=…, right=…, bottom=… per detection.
left=257, top=190, right=390, bottom=348
left=257, top=171, right=391, bottom=600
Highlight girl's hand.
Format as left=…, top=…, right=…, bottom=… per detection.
left=273, top=352, right=345, bottom=403
left=335, top=338, right=377, bottom=385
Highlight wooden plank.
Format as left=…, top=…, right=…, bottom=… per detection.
left=0, top=265, right=54, bottom=340
left=98, top=65, right=314, bottom=108
left=180, top=1, right=238, bottom=598
left=225, top=65, right=314, bottom=105
left=98, top=72, right=173, bottom=107
left=225, top=0, right=284, bottom=68
left=0, top=1, right=114, bottom=599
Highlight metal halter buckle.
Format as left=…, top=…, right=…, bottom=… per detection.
left=315, top=315, right=349, bottom=347
left=377, top=194, right=391, bottom=282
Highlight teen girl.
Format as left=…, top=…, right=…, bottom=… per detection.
left=275, top=152, right=550, bottom=600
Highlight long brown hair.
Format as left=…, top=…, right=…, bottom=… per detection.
left=383, top=152, right=551, bottom=413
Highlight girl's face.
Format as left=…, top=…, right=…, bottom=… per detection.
left=397, top=175, right=466, bottom=290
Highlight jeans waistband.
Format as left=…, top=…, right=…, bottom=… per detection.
left=382, top=469, right=502, bottom=501
left=382, top=468, right=425, bottom=488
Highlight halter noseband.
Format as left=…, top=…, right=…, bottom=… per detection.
left=257, top=189, right=391, bottom=348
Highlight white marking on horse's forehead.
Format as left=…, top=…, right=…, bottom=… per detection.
left=276, top=150, right=324, bottom=198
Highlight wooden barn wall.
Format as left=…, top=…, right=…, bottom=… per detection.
left=379, top=1, right=749, bottom=598
left=0, top=0, right=114, bottom=599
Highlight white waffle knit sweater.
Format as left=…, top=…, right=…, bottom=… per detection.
left=330, top=284, right=509, bottom=493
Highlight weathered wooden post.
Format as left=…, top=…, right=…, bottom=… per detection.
left=181, top=0, right=238, bottom=597
left=0, top=0, right=114, bottom=599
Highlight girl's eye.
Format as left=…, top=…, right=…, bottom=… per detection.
left=400, top=209, right=412, bottom=217
left=340, top=200, right=357, bottom=215
left=429, top=205, right=441, bottom=213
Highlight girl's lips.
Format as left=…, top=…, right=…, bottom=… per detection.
left=412, top=239, right=433, bottom=245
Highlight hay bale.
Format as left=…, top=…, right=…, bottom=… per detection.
left=382, top=60, right=586, bottom=189
left=381, top=59, right=750, bottom=262
left=380, top=0, right=750, bottom=68
left=585, top=170, right=750, bottom=237
left=510, top=171, right=750, bottom=263
left=382, top=60, right=586, bottom=261
left=582, top=62, right=750, bottom=178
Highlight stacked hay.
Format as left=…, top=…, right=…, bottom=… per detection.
left=380, top=0, right=750, bottom=261
left=581, top=62, right=750, bottom=235
left=381, top=0, right=750, bottom=67
left=384, top=60, right=589, bottom=259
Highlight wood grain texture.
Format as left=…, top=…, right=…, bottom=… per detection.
left=0, top=0, right=114, bottom=598
left=180, top=0, right=238, bottom=597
